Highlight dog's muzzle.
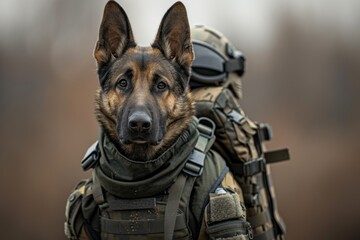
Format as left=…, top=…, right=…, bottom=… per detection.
left=128, top=111, right=152, bottom=134
left=119, top=104, right=163, bottom=145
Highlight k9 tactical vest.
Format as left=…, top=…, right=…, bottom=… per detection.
left=65, top=119, right=254, bottom=240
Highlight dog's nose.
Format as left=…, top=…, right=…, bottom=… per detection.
left=128, top=111, right=152, bottom=133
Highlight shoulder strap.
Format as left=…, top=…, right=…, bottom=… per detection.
left=183, top=117, right=216, bottom=176
left=164, top=173, right=189, bottom=240
left=164, top=118, right=216, bottom=240
left=92, top=171, right=105, bottom=206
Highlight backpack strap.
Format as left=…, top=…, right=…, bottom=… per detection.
left=231, top=158, right=266, bottom=177
left=230, top=149, right=290, bottom=178
left=165, top=118, right=216, bottom=240
left=255, top=123, right=290, bottom=163
left=264, top=149, right=290, bottom=164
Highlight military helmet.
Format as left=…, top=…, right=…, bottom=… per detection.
left=190, top=25, right=245, bottom=86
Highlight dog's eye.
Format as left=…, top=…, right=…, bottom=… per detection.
left=117, top=79, right=128, bottom=88
left=157, top=81, right=167, bottom=90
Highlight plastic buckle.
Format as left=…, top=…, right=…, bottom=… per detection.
left=259, top=123, right=273, bottom=141
left=227, top=110, right=246, bottom=125
left=198, top=117, right=216, bottom=138
left=243, top=158, right=266, bottom=176
left=183, top=149, right=206, bottom=177
left=183, top=117, right=215, bottom=177
left=81, top=141, right=100, bottom=171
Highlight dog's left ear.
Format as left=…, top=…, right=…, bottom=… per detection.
left=152, top=2, right=194, bottom=72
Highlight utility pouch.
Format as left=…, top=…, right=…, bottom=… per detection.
left=65, top=179, right=100, bottom=240
left=207, top=220, right=252, bottom=240
left=64, top=180, right=88, bottom=240
left=205, top=188, right=253, bottom=240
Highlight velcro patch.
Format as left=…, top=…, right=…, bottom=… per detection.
left=108, top=198, right=156, bottom=210
left=208, top=191, right=245, bottom=223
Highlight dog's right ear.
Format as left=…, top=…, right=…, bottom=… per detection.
left=94, top=1, right=136, bottom=72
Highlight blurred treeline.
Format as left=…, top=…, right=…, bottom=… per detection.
left=0, top=0, right=359, bottom=239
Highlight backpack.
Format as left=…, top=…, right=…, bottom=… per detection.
left=189, top=26, right=290, bottom=240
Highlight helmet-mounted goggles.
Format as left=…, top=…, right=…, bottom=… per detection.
left=190, top=40, right=245, bottom=86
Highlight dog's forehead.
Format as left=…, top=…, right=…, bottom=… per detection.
left=127, top=46, right=161, bottom=57
left=111, top=47, right=175, bottom=77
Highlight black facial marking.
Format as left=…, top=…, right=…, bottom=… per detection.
left=141, top=48, right=145, bottom=71
left=98, top=64, right=111, bottom=88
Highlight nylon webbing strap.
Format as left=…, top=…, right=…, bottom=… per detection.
left=248, top=210, right=271, bottom=228
left=253, top=228, right=275, bottom=240
left=224, top=57, right=244, bottom=73
left=183, top=118, right=215, bottom=177
left=232, top=150, right=289, bottom=178
left=264, top=149, right=290, bottom=164
left=101, top=214, right=187, bottom=235
left=92, top=172, right=105, bottom=205
left=164, top=173, right=188, bottom=240
left=258, top=123, right=273, bottom=141
left=226, top=109, right=256, bottom=136
left=231, top=158, right=266, bottom=177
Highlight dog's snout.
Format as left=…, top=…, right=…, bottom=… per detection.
left=128, top=111, right=152, bottom=133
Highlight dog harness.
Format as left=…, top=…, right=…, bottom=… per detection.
left=65, top=118, right=253, bottom=240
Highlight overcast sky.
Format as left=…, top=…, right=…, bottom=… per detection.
left=1, top=0, right=359, bottom=49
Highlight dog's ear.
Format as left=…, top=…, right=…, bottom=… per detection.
left=94, top=1, right=136, bottom=69
left=152, top=2, right=194, bottom=72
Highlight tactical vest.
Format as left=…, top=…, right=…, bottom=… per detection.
left=93, top=173, right=194, bottom=239
left=65, top=119, right=253, bottom=240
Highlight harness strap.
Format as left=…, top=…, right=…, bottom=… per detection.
left=253, top=227, right=275, bottom=240
left=226, top=109, right=257, bottom=136
left=231, top=158, right=266, bottom=177
left=164, top=173, right=188, bottom=240
left=165, top=118, right=215, bottom=240
left=264, top=149, right=290, bottom=163
left=261, top=168, right=284, bottom=239
left=183, top=117, right=215, bottom=177
left=224, top=57, right=245, bottom=75
left=231, top=151, right=290, bottom=178
left=92, top=171, right=105, bottom=205
left=248, top=210, right=271, bottom=228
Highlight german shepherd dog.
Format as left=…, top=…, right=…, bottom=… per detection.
left=94, top=0, right=194, bottom=161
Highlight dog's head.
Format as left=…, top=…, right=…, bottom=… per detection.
left=94, top=1, right=194, bottom=160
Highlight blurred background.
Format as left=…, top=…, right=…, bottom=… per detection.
left=0, top=0, right=359, bottom=239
